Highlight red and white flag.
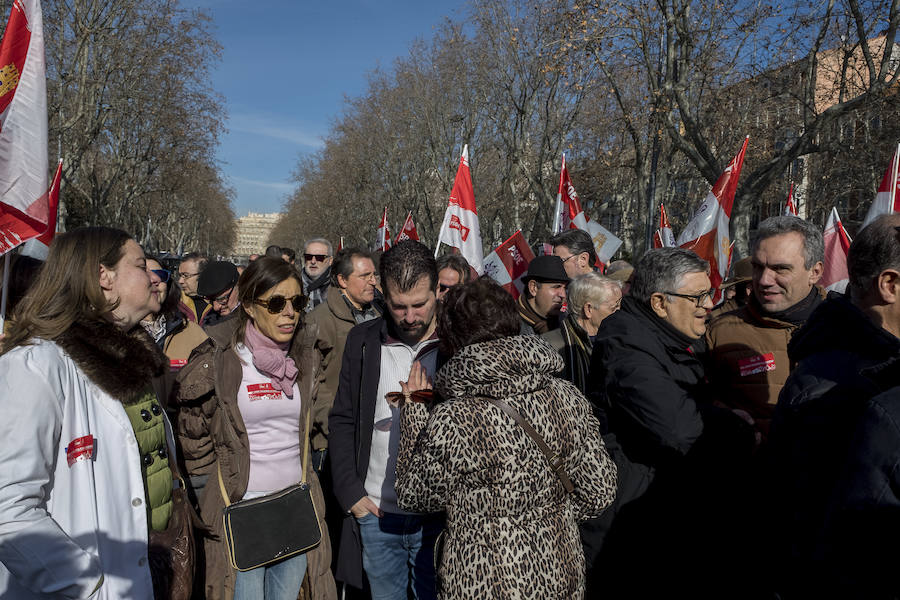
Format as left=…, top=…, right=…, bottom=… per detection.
left=678, top=136, right=749, bottom=301
left=0, top=0, right=49, bottom=256
left=554, top=154, right=622, bottom=263
left=437, top=144, right=483, bottom=273
left=21, top=158, right=62, bottom=259
left=658, top=202, right=676, bottom=247
left=652, top=230, right=664, bottom=249
left=377, top=207, right=392, bottom=252
left=784, top=183, right=798, bottom=217
left=394, top=211, right=419, bottom=244
left=821, top=207, right=851, bottom=293
left=482, top=230, right=535, bottom=300
left=337, top=236, right=344, bottom=252
left=863, top=144, right=900, bottom=227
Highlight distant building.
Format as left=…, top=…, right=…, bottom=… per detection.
left=233, top=212, right=282, bottom=259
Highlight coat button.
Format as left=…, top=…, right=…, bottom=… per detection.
left=138, top=557, right=147, bottom=567
left=140, top=409, right=152, bottom=422
left=143, top=453, right=154, bottom=467
left=132, top=497, right=142, bottom=507
left=158, top=447, right=168, bottom=459
left=150, top=403, right=162, bottom=416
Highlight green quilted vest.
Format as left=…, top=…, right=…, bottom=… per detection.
left=124, top=390, right=173, bottom=532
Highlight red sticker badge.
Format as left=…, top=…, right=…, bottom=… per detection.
left=65, top=435, right=95, bottom=467
left=247, top=383, right=282, bottom=401
left=169, top=359, right=187, bottom=370
left=738, top=353, right=776, bottom=377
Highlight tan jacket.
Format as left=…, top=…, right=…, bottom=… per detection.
left=306, top=288, right=380, bottom=450
left=705, top=288, right=826, bottom=438
left=163, top=319, right=208, bottom=363
left=173, top=317, right=336, bottom=600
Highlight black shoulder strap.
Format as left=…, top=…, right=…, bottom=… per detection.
left=483, top=397, right=575, bottom=494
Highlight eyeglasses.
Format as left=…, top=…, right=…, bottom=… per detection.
left=254, top=294, right=307, bottom=314
left=559, top=254, right=577, bottom=263
left=304, top=254, right=329, bottom=262
left=662, top=288, right=716, bottom=307
left=178, top=271, right=199, bottom=280
left=207, top=287, right=233, bottom=305
left=150, top=269, right=170, bottom=283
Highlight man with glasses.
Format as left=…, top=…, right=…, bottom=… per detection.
left=302, top=238, right=334, bottom=312
left=706, top=216, right=826, bottom=441
left=176, top=252, right=210, bottom=324
left=197, top=260, right=240, bottom=327
left=582, top=247, right=754, bottom=597
left=550, top=228, right=598, bottom=279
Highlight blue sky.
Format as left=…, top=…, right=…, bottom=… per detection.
left=188, top=0, right=465, bottom=217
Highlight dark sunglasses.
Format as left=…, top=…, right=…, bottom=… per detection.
left=385, top=389, right=435, bottom=405
left=254, top=294, right=307, bottom=314
left=304, top=253, right=329, bottom=262
left=150, top=269, right=170, bottom=283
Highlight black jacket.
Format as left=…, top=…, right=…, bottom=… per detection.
left=822, top=356, right=900, bottom=598
left=769, top=295, right=900, bottom=595
left=327, top=317, right=439, bottom=589
left=582, top=297, right=752, bottom=596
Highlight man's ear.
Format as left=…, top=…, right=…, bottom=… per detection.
left=336, top=273, right=349, bottom=290
left=528, top=279, right=539, bottom=297
left=808, top=261, right=824, bottom=285
left=649, top=292, right=668, bottom=319
left=579, top=252, right=591, bottom=269
left=877, top=270, right=900, bottom=304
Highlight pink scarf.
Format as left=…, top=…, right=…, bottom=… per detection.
left=243, top=321, right=299, bottom=398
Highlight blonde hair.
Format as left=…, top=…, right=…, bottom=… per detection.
left=2, top=227, right=131, bottom=354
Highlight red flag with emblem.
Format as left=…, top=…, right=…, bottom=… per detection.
left=678, top=136, right=749, bottom=302
left=482, top=230, right=535, bottom=300
left=21, top=158, right=62, bottom=259
left=437, top=144, right=483, bottom=273
left=394, top=211, right=419, bottom=244
left=555, top=154, right=622, bottom=263
left=0, top=0, right=49, bottom=256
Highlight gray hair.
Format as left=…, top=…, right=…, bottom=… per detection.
left=567, top=273, right=620, bottom=316
left=753, top=216, right=824, bottom=269
left=549, top=229, right=598, bottom=265
left=848, top=214, right=900, bottom=302
left=631, top=248, right=710, bottom=303
left=304, top=237, right=334, bottom=256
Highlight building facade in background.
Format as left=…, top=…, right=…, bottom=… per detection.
left=232, top=212, right=282, bottom=260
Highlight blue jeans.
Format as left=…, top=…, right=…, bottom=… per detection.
left=356, top=512, right=442, bottom=600
left=233, top=551, right=308, bottom=600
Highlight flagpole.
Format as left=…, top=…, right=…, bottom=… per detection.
left=553, top=154, right=565, bottom=234
left=0, top=252, right=11, bottom=334
left=892, top=142, right=899, bottom=213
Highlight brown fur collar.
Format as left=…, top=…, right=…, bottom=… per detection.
left=55, top=319, right=167, bottom=404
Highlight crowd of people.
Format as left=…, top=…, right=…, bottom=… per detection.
left=0, top=214, right=899, bottom=599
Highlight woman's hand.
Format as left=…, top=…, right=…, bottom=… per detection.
left=386, top=361, right=433, bottom=408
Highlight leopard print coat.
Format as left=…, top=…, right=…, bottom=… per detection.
left=395, top=335, right=617, bottom=599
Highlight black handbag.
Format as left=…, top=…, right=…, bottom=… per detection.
left=217, top=397, right=322, bottom=571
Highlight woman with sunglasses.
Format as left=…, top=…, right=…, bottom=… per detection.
left=173, top=257, right=336, bottom=600
left=140, top=257, right=208, bottom=406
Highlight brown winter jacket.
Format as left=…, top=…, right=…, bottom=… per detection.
left=172, top=317, right=337, bottom=600
left=306, top=288, right=380, bottom=451
left=705, top=287, right=826, bottom=438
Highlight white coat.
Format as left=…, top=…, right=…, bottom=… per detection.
left=0, top=339, right=156, bottom=599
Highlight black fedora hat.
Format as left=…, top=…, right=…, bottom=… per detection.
left=522, top=255, right=570, bottom=284
left=197, top=261, right=239, bottom=298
